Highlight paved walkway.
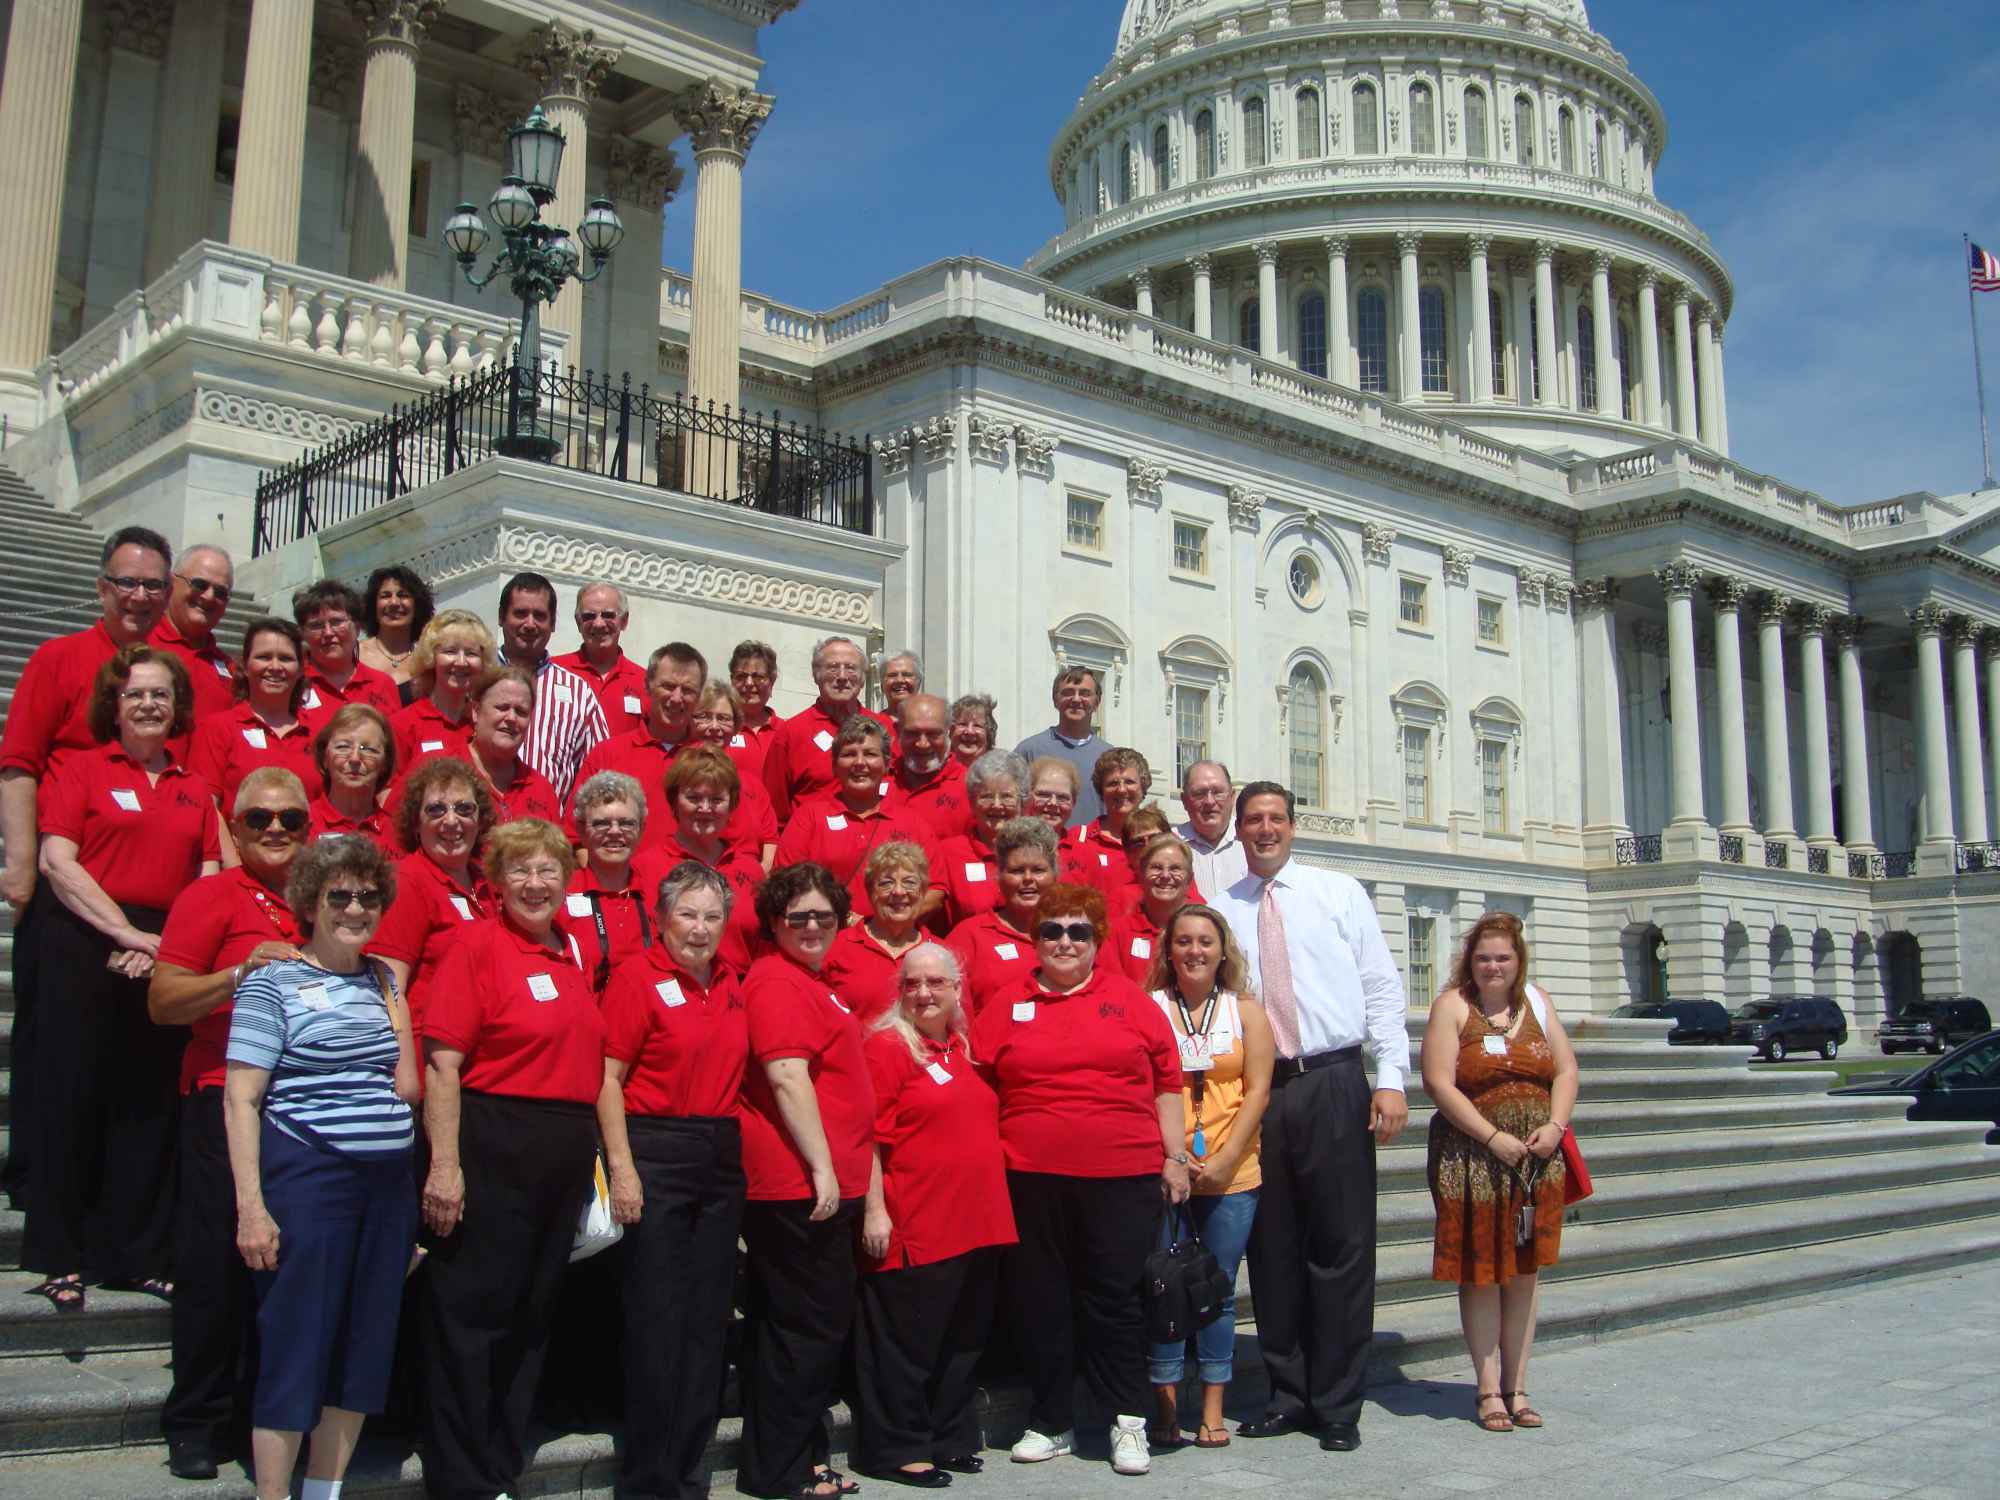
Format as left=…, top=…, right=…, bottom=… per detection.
left=992, top=1262, right=2000, bottom=1500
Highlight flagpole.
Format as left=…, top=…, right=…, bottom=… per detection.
left=1970, top=233, right=1996, bottom=491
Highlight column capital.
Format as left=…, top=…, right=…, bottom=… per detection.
left=1132, top=267, right=1153, bottom=293
left=452, top=84, right=527, bottom=157
left=1505, top=253, right=1532, bottom=278
left=1795, top=602, right=1834, bottom=637
left=671, top=78, right=776, bottom=160
left=1253, top=239, right=1281, bottom=268
left=1909, top=600, right=1953, bottom=638
left=309, top=42, right=359, bottom=111
left=605, top=137, right=685, bottom=210
left=1635, top=264, right=1660, bottom=291
left=1589, top=248, right=1615, bottom=276
left=1322, top=234, right=1350, bottom=258
left=1705, top=575, right=1750, bottom=611
left=1516, top=567, right=1545, bottom=605
left=104, top=0, right=171, bottom=58
left=1186, top=251, right=1212, bottom=276
left=1948, top=613, right=1985, bottom=649
left=1830, top=616, right=1868, bottom=650
left=1694, top=301, right=1718, bottom=328
left=1655, top=561, right=1702, bottom=599
left=1573, top=576, right=1620, bottom=615
left=1670, top=282, right=1694, bottom=310
left=1759, top=590, right=1793, bottom=627
left=1545, top=574, right=1576, bottom=613
left=1442, top=545, right=1474, bottom=587
left=1394, top=230, right=1423, bottom=258
left=351, top=0, right=442, bottom=50
left=1982, top=627, right=2000, bottom=662
left=1465, top=232, right=1492, bottom=257
left=1532, top=238, right=1558, bottom=266
left=518, top=21, right=621, bottom=106
left=1360, top=521, right=1396, bottom=565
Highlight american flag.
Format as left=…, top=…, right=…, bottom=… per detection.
left=1974, top=241, right=2000, bottom=293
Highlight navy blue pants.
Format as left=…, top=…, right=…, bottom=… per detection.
left=251, top=1124, right=417, bottom=1432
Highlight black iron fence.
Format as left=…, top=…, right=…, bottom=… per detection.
left=1719, top=834, right=1744, bottom=865
left=1764, top=840, right=1790, bottom=870
left=252, top=362, right=875, bottom=556
left=1956, top=842, right=2000, bottom=874
left=1848, top=851, right=1918, bottom=879
left=1615, top=834, right=1663, bottom=865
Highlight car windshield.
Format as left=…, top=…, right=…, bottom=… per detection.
left=1734, top=1002, right=1782, bottom=1019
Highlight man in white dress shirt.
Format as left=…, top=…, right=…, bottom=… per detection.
left=1173, top=759, right=1248, bottom=896
left=1212, top=780, right=1409, bottom=1452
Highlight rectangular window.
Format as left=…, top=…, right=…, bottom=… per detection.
left=1398, top=576, right=1428, bottom=628
left=1356, top=289, right=1389, bottom=394
left=1419, top=285, right=1449, bottom=394
left=1172, top=520, right=1209, bottom=575
left=1477, top=596, right=1505, bottom=646
left=1408, top=913, right=1436, bottom=1004
left=1403, top=726, right=1431, bottom=823
left=1289, top=671, right=1324, bottom=807
left=1298, top=294, right=1328, bottom=380
left=1175, top=685, right=1210, bottom=788
left=1066, top=493, right=1105, bottom=551
left=408, top=158, right=433, bottom=240
left=1482, top=739, right=1508, bottom=833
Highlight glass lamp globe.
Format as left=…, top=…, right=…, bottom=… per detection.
left=576, top=198, right=626, bottom=257
left=507, top=106, right=566, bottom=202
left=488, top=177, right=537, bottom=232
left=547, top=231, right=580, bottom=277
left=442, top=203, right=489, bottom=262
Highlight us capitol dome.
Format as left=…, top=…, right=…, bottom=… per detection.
left=1026, top=0, right=1732, bottom=459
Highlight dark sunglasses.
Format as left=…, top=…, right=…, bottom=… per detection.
left=324, top=888, right=385, bottom=912
left=782, top=910, right=840, bottom=930
left=1038, top=921, right=1095, bottom=944
left=179, top=576, right=233, bottom=604
left=422, top=800, right=480, bottom=820
left=242, top=807, right=309, bottom=833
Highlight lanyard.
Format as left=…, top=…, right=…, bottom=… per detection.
left=585, top=890, right=652, bottom=992
left=1170, top=981, right=1221, bottom=1155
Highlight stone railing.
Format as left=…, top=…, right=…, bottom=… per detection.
left=41, top=241, right=563, bottom=417
left=1573, top=438, right=1919, bottom=540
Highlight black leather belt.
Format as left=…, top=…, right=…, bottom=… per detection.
left=1269, top=1043, right=1364, bottom=1086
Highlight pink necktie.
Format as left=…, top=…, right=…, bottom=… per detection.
left=1258, top=879, right=1303, bottom=1059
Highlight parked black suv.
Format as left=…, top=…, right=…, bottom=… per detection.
left=1609, top=999, right=1731, bottom=1045
left=1727, top=996, right=1848, bottom=1061
left=1877, top=997, right=1992, bottom=1056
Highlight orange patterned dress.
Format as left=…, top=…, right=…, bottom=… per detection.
left=1428, top=1000, right=1566, bottom=1286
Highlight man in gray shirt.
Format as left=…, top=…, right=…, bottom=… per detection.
left=1014, top=665, right=1111, bottom=827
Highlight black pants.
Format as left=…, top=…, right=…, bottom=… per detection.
left=3, top=885, right=47, bottom=1204
left=735, top=1197, right=861, bottom=1499
left=162, top=1088, right=254, bottom=1449
left=851, top=1247, right=998, bottom=1472
left=620, top=1115, right=745, bottom=1500
left=1004, top=1171, right=1157, bottom=1436
left=21, top=900, right=178, bottom=1281
left=1244, top=1050, right=1376, bottom=1429
left=417, top=1092, right=596, bottom=1500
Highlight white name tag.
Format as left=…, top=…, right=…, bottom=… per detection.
left=448, top=895, right=473, bottom=920
left=1097, top=852, right=1111, bottom=866
left=623, top=694, right=643, bottom=716
left=656, top=979, right=686, bottom=1008
left=926, top=1061, right=954, bottom=1085
left=302, top=687, right=321, bottom=710
left=212, top=658, right=232, bottom=678
left=964, top=862, right=988, bottom=884
left=730, top=733, right=747, bottom=748
left=420, top=739, right=445, bottom=753
left=1012, top=1001, right=1036, bottom=1022
left=1130, top=936, right=1151, bottom=959
left=827, top=990, right=851, bottom=1015
left=297, top=981, right=331, bottom=1011
left=565, top=893, right=593, bottom=918
left=826, top=814, right=848, bottom=831
left=242, top=727, right=267, bottom=750
left=110, top=788, right=142, bottom=812
left=1178, top=1033, right=1215, bottom=1072
left=813, top=730, right=834, bottom=751
left=994, top=942, right=1019, bottom=961
left=1482, top=1034, right=1509, bottom=1056
left=527, top=972, right=559, bottom=1002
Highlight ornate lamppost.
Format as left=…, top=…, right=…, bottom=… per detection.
left=442, top=106, right=625, bottom=458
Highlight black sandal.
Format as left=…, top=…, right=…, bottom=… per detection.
left=29, top=1275, right=85, bottom=1313
left=104, top=1276, right=175, bottom=1303
left=814, top=1468, right=860, bottom=1496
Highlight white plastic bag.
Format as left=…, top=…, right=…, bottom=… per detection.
left=570, top=1152, right=624, bottom=1263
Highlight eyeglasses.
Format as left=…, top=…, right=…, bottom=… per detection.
left=901, top=976, right=959, bottom=992
left=103, top=574, right=168, bottom=597
left=585, top=816, right=640, bottom=835
left=177, top=576, right=233, bottom=604
left=421, top=800, right=480, bottom=820
left=303, top=616, right=352, bottom=636
left=328, top=740, right=385, bottom=759
left=502, top=864, right=565, bottom=884
left=242, top=807, right=309, bottom=833
left=118, top=687, right=174, bottom=704
left=731, top=669, right=773, bottom=686
left=324, top=887, right=384, bottom=911
left=576, top=611, right=622, bottom=624
left=782, top=909, right=840, bottom=929
left=873, top=876, right=926, bottom=894
left=1031, top=790, right=1075, bottom=808
left=1038, top=921, right=1096, bottom=944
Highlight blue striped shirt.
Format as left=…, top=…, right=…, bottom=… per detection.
left=226, top=958, right=414, bottom=1157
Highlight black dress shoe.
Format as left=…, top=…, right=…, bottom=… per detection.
left=860, top=1466, right=952, bottom=1488
left=166, top=1438, right=219, bottom=1480
left=1236, top=1411, right=1315, bottom=1439
left=1319, top=1424, right=1361, bottom=1452
left=934, top=1455, right=984, bottom=1474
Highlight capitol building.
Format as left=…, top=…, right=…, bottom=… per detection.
left=2, top=0, right=1996, bottom=1017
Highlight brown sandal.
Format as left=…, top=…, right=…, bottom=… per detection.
left=1474, top=1391, right=1513, bottom=1432
left=1504, top=1391, right=1543, bottom=1428
left=1194, top=1423, right=1231, bottom=1448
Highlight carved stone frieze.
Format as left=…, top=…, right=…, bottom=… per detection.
left=518, top=22, right=622, bottom=105
left=671, top=78, right=775, bottom=159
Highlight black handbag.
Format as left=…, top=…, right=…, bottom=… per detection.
left=1143, top=1204, right=1234, bottom=1344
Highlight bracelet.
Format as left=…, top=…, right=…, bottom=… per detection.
left=1484, top=1126, right=1500, bottom=1147
left=1167, top=1152, right=1191, bottom=1167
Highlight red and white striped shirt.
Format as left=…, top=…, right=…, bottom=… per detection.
left=505, top=654, right=610, bottom=806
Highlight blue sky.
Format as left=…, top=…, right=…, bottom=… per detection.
left=660, top=1, right=2000, bottom=506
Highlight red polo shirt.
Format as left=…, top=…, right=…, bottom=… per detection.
left=302, top=661, right=402, bottom=727
left=943, top=910, right=1040, bottom=1019
left=863, top=1028, right=1016, bottom=1271
left=389, top=697, right=474, bottom=769
left=658, top=840, right=768, bottom=973
left=970, top=968, right=1180, bottom=1178
left=602, top=949, right=747, bottom=1120
left=38, top=743, right=220, bottom=908
left=0, top=620, right=123, bottom=779
left=1106, top=915, right=1166, bottom=985
left=775, top=795, right=934, bottom=917
left=488, top=764, right=562, bottom=826
left=187, top=703, right=324, bottom=811
left=931, top=831, right=1003, bottom=928
left=552, top=649, right=649, bottom=736
left=308, top=796, right=393, bottom=847
left=571, top=729, right=777, bottom=859
left=821, top=923, right=913, bottom=1026
left=740, top=951, right=875, bottom=1202
left=156, top=867, right=303, bottom=1093
left=887, top=759, right=973, bottom=843
left=1064, top=820, right=1136, bottom=900
left=151, top=618, right=237, bottom=723
left=425, top=916, right=605, bottom=1103
left=731, top=713, right=780, bottom=778
left=761, top=701, right=894, bottom=823
left=368, top=851, right=492, bottom=1032
left=561, top=857, right=661, bottom=995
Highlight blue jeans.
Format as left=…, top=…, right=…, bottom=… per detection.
left=1148, top=1188, right=1259, bottom=1385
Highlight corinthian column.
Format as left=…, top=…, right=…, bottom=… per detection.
left=1575, top=578, right=1630, bottom=851
left=1911, top=602, right=1956, bottom=846
left=0, top=0, right=85, bottom=376
left=1833, top=619, right=1875, bottom=853
left=230, top=0, right=315, bottom=261
left=1670, top=287, right=1697, bottom=439
left=1658, top=563, right=1707, bottom=828
left=1468, top=234, right=1493, bottom=403
left=1590, top=250, right=1619, bottom=418
left=1695, top=305, right=1721, bottom=448
left=1397, top=232, right=1423, bottom=400
left=145, top=0, right=226, bottom=280
left=1708, top=577, right=1753, bottom=832
left=1188, top=253, right=1213, bottom=341
left=1532, top=241, right=1560, bottom=409
left=1950, top=617, right=1989, bottom=843
left=603, top=135, right=683, bottom=391
left=1636, top=268, right=1663, bottom=428
left=1757, top=591, right=1796, bottom=840
left=1132, top=268, right=1154, bottom=319
left=1323, top=237, right=1349, bottom=383
left=1797, top=605, right=1836, bottom=846
left=348, top=1, right=441, bottom=288
left=1254, top=241, right=1279, bottom=358
left=673, top=77, right=774, bottom=415
left=1987, top=633, right=2000, bottom=837
left=519, top=22, right=622, bottom=369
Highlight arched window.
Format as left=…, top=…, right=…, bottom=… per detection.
left=1559, top=106, right=1577, bottom=173
left=1593, top=118, right=1608, bottom=178
left=1237, top=297, right=1261, bottom=354
left=1410, top=82, right=1436, bottom=154
left=1488, top=289, right=1507, bottom=396
left=1152, top=125, right=1170, bottom=191
left=1356, top=286, right=1388, bottom=393
left=1295, top=87, right=1323, bottom=160
left=1116, top=143, right=1133, bottom=204
left=1298, top=290, right=1328, bottom=379
left=1577, top=303, right=1598, bottom=409
left=1243, top=96, right=1268, bottom=168
left=1289, top=665, right=1326, bottom=807
left=1616, top=318, right=1634, bottom=419
left=1419, top=284, right=1449, bottom=393
left=1514, top=94, right=1536, bottom=165
left=1089, top=158, right=1101, bottom=210
left=1194, top=109, right=1216, bottom=180
left=1528, top=295, right=1541, bottom=400
left=1352, top=81, right=1380, bottom=155
left=1464, top=86, right=1489, bottom=160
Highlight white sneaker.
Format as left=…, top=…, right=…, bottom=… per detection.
left=1110, top=1414, right=1151, bottom=1475
left=1010, top=1427, right=1074, bottom=1462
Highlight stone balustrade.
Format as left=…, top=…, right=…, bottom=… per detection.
left=1571, top=439, right=1925, bottom=539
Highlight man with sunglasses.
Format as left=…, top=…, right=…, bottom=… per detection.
left=552, top=583, right=648, bottom=735
left=152, top=545, right=239, bottom=724
left=0, top=525, right=173, bottom=1206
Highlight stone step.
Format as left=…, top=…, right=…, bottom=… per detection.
left=1410, top=1086, right=1913, bottom=1138
left=0, top=1280, right=171, bottom=1360
left=1406, top=1064, right=1841, bottom=1109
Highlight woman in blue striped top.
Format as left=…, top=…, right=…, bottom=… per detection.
left=224, top=834, right=419, bottom=1500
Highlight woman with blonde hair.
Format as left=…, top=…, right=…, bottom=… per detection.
left=388, top=609, right=494, bottom=767
left=823, top=840, right=933, bottom=1025
left=1140, top=903, right=1272, bottom=1449
left=1420, top=911, right=1579, bottom=1433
